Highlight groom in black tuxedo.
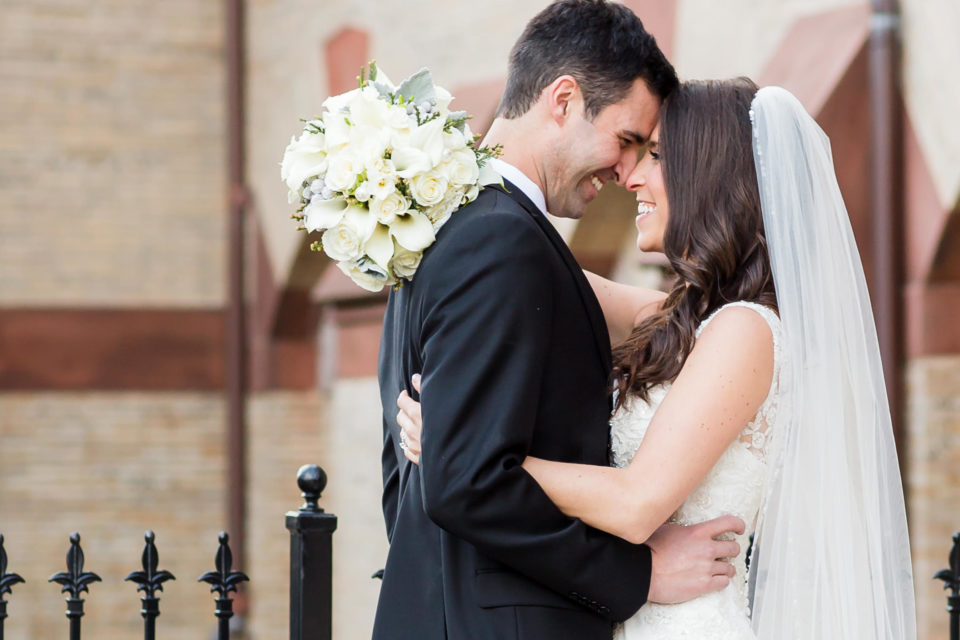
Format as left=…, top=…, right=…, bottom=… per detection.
left=375, top=2, right=740, bottom=638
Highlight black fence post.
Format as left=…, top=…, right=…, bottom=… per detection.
left=935, top=531, right=960, bottom=640
left=287, top=464, right=337, bottom=640
left=125, top=531, right=175, bottom=640
left=49, top=533, right=101, bottom=640
left=0, top=534, right=25, bottom=640
left=198, top=532, right=249, bottom=640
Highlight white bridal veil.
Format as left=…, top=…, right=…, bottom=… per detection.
left=747, top=87, right=916, bottom=639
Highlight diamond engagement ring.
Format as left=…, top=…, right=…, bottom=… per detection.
left=399, top=430, right=409, bottom=451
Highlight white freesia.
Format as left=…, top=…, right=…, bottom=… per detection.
left=365, top=157, right=398, bottom=201
left=280, top=132, right=327, bottom=202
left=442, top=127, right=467, bottom=152
left=409, top=170, right=448, bottom=207
left=303, top=197, right=347, bottom=232
left=390, top=242, right=423, bottom=279
left=369, top=191, right=408, bottom=225
left=434, top=86, right=453, bottom=116
left=389, top=211, right=436, bottom=251
left=337, top=258, right=392, bottom=293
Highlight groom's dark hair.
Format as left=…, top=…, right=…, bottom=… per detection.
left=497, top=0, right=677, bottom=119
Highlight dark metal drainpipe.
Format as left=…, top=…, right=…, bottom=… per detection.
left=225, top=0, right=248, bottom=571
left=869, top=0, right=905, bottom=470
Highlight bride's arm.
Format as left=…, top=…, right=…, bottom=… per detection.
left=523, top=306, right=774, bottom=544
left=584, top=270, right=666, bottom=345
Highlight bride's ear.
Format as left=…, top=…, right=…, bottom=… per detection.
left=543, top=75, right=580, bottom=125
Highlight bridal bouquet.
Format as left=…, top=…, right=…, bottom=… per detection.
left=281, top=62, right=502, bottom=292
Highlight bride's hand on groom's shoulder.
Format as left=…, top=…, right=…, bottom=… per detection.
left=645, top=516, right=745, bottom=605
left=397, top=374, right=423, bottom=465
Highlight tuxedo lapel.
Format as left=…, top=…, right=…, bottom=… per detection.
left=493, top=181, right=612, bottom=374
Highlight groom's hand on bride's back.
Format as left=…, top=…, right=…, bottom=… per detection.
left=645, top=515, right=745, bottom=604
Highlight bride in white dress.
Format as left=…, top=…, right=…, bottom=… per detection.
left=398, top=79, right=915, bottom=638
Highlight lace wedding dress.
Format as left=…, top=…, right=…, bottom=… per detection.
left=610, top=301, right=782, bottom=640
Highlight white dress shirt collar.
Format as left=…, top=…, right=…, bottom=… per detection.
left=489, top=158, right=548, bottom=216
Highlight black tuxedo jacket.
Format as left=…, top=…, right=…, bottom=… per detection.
left=373, top=181, right=652, bottom=640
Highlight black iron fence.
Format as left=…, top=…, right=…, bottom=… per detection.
left=1, top=464, right=958, bottom=639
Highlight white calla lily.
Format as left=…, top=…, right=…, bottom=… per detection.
left=363, top=223, right=395, bottom=268
left=409, top=117, right=445, bottom=165
left=478, top=161, right=503, bottom=187
left=390, top=211, right=436, bottom=251
left=303, top=197, right=348, bottom=232
left=392, top=147, right=432, bottom=179
left=341, top=203, right=378, bottom=242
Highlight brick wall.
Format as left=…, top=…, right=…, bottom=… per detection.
left=0, top=392, right=227, bottom=639
left=907, top=356, right=960, bottom=640
left=0, top=0, right=227, bottom=307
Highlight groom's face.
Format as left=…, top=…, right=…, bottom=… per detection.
left=548, top=78, right=660, bottom=219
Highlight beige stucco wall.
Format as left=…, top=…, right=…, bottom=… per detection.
left=0, top=1, right=227, bottom=307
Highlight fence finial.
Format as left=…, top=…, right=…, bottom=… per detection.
left=297, top=464, right=327, bottom=512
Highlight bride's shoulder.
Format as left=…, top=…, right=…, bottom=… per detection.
left=697, top=301, right=781, bottom=339
left=693, top=304, right=777, bottom=373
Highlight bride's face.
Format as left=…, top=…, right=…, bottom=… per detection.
left=626, top=124, right=669, bottom=253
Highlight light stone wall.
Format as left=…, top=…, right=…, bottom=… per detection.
left=0, top=393, right=227, bottom=640
left=0, top=0, right=227, bottom=307
left=907, top=356, right=960, bottom=640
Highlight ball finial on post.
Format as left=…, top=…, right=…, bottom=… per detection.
left=296, top=464, right=327, bottom=512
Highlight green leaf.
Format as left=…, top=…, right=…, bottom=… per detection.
left=397, top=68, right=435, bottom=106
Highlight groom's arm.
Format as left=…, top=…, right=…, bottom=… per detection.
left=415, top=208, right=651, bottom=621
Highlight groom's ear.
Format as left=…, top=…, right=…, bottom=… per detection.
left=544, top=75, right=580, bottom=126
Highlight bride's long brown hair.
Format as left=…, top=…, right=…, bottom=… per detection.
left=613, top=78, right=778, bottom=407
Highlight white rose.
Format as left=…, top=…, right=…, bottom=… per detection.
left=390, top=243, right=423, bottom=279
left=322, top=203, right=377, bottom=261
left=280, top=132, right=327, bottom=202
left=322, top=224, right=363, bottom=262
left=425, top=187, right=465, bottom=230
left=409, top=170, right=448, bottom=207
left=369, top=191, right=409, bottom=225
left=337, top=258, right=392, bottom=293
left=446, top=148, right=480, bottom=185
left=324, top=150, right=362, bottom=192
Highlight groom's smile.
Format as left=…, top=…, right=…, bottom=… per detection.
left=547, top=77, right=660, bottom=220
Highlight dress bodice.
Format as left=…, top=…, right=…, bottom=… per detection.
left=610, top=301, right=783, bottom=640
